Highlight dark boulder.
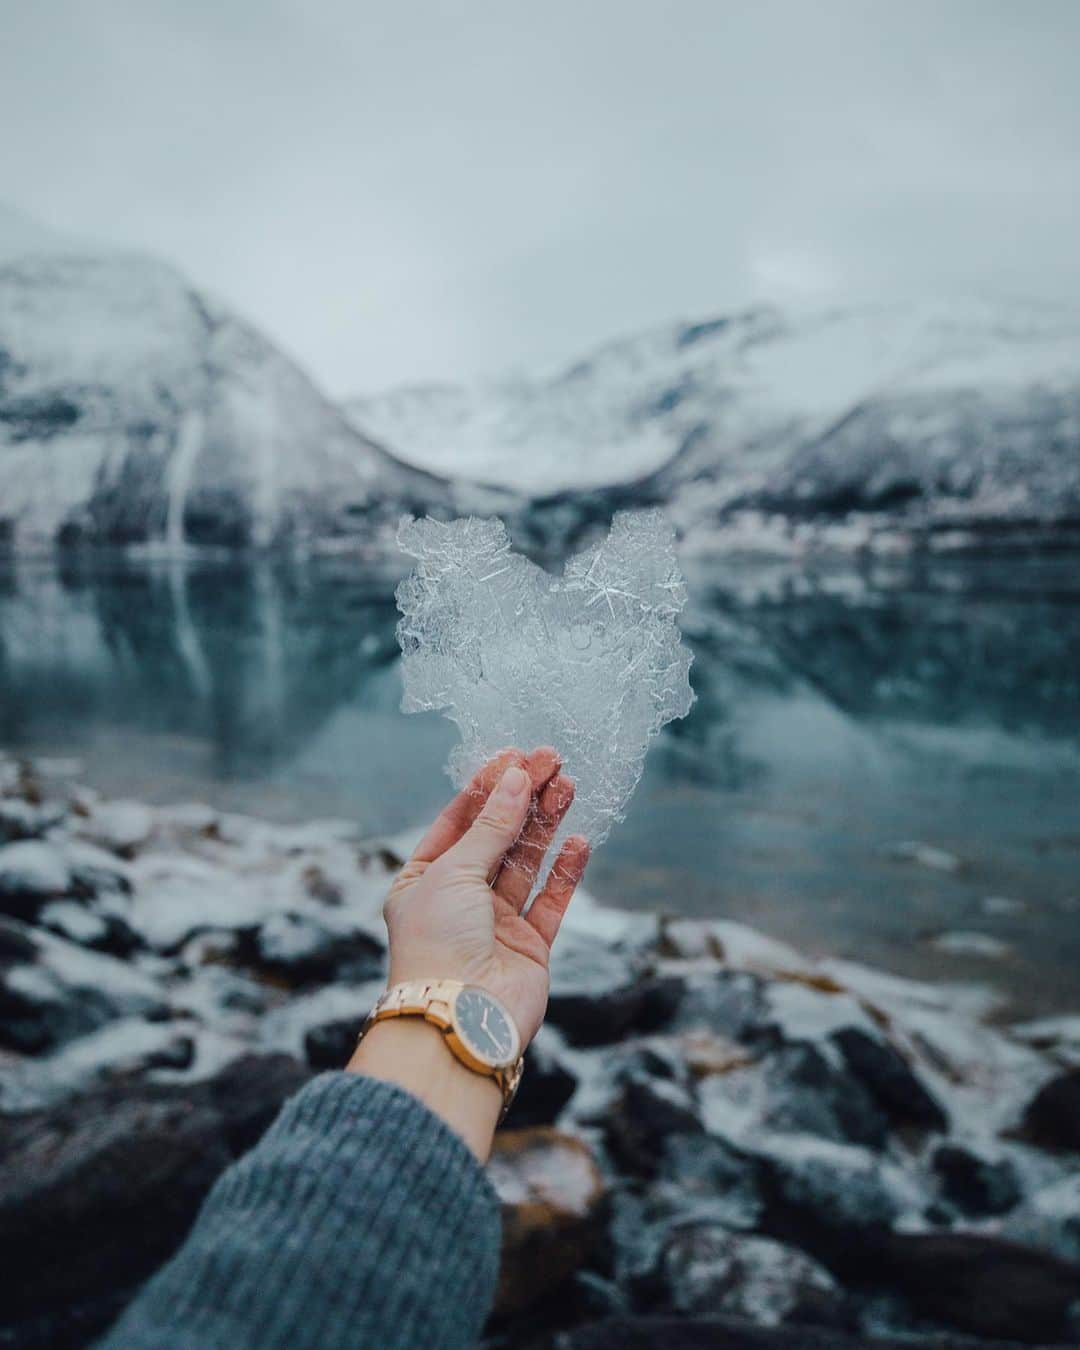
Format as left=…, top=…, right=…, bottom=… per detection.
left=303, top=1013, right=369, bottom=1070
left=750, top=1219, right=1080, bottom=1346
left=605, top=1074, right=703, bottom=1177
left=92, top=911, right=143, bottom=958
left=761, top=1043, right=891, bottom=1150
left=548, top=978, right=681, bottom=1048
left=545, top=932, right=680, bottom=1047
left=755, top=1135, right=921, bottom=1251
left=652, top=1224, right=850, bottom=1327
left=857, top=1232, right=1080, bottom=1345
left=831, top=1025, right=948, bottom=1132
left=233, top=911, right=385, bottom=988
left=503, top=1028, right=578, bottom=1129
left=931, top=1142, right=1022, bottom=1216
left=1017, top=1069, right=1080, bottom=1153
left=656, top=1134, right=763, bottom=1233
left=0, top=1053, right=311, bottom=1348
left=531, top=1314, right=1079, bottom=1349
left=202, top=1052, right=311, bottom=1154
left=675, top=968, right=771, bottom=1043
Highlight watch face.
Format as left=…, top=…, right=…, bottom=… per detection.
left=452, top=987, right=520, bottom=1067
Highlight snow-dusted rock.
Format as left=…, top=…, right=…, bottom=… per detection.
left=37, top=898, right=110, bottom=947
left=655, top=1225, right=844, bottom=1325
left=37, top=898, right=141, bottom=958
left=546, top=928, right=680, bottom=1047
left=0, top=1016, right=195, bottom=1113
left=0, top=840, right=72, bottom=917
left=696, top=1046, right=891, bottom=1154
left=0, top=918, right=166, bottom=1053
left=240, top=910, right=385, bottom=987
left=0, top=798, right=64, bottom=844
left=663, top=918, right=815, bottom=977
left=489, top=1127, right=607, bottom=1316
left=124, top=853, right=270, bottom=951
left=0, top=203, right=449, bottom=552
left=1003, top=1175, right=1080, bottom=1263
left=76, top=799, right=154, bottom=857
left=258, top=979, right=385, bottom=1064
left=0, top=758, right=1077, bottom=1345
left=59, top=838, right=133, bottom=898
left=1011, top=1013, right=1080, bottom=1068
left=751, top=1134, right=927, bottom=1233
left=930, top=930, right=1012, bottom=959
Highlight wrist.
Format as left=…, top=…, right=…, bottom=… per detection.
left=346, top=1015, right=502, bottom=1162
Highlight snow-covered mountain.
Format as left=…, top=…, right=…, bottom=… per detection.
left=0, top=205, right=449, bottom=553
left=4, top=198, right=1077, bottom=560
left=347, top=300, right=1080, bottom=554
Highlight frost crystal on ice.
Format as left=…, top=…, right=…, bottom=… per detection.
left=395, top=510, right=694, bottom=856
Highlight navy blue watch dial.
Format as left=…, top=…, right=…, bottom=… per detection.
left=453, top=988, right=517, bottom=1065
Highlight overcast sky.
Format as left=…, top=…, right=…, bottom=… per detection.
left=2, top=1, right=1079, bottom=393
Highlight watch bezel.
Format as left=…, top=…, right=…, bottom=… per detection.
left=450, top=985, right=521, bottom=1069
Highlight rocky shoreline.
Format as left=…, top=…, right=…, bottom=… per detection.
left=1, top=753, right=1078, bottom=1348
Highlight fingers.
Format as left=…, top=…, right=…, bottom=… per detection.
left=410, top=747, right=526, bottom=864
left=525, top=835, right=591, bottom=947
left=494, top=772, right=576, bottom=911
left=522, top=745, right=561, bottom=795
left=443, top=763, right=533, bottom=876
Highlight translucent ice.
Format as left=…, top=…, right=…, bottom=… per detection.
left=395, top=509, right=695, bottom=857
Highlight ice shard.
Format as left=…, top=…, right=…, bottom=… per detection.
left=395, top=510, right=695, bottom=861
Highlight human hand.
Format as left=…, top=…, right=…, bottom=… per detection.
left=381, top=746, right=590, bottom=1048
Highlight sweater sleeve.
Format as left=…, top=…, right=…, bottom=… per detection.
left=95, top=1072, right=502, bottom=1350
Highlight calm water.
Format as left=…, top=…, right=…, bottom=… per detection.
left=2, top=551, right=1078, bottom=1018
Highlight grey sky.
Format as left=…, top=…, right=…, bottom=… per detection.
left=3, top=0, right=1079, bottom=394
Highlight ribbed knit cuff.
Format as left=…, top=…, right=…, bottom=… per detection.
left=98, top=1073, right=502, bottom=1350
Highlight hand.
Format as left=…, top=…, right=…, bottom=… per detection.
left=381, top=746, right=590, bottom=1047
left=349, top=747, right=589, bottom=1160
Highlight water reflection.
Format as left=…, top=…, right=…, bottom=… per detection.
left=0, top=557, right=400, bottom=777
left=2, top=552, right=1079, bottom=1015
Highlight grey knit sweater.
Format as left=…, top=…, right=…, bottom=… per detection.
left=95, top=1072, right=502, bottom=1349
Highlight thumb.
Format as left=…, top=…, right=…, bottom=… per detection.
left=445, top=764, right=532, bottom=877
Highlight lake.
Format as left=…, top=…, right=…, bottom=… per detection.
left=2, top=550, right=1078, bottom=1019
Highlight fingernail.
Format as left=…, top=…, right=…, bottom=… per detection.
left=497, top=765, right=528, bottom=800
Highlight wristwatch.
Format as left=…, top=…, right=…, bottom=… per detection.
left=357, top=979, right=524, bottom=1120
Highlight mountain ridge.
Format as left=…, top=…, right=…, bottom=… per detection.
left=346, top=297, right=1080, bottom=556
left=0, top=205, right=450, bottom=554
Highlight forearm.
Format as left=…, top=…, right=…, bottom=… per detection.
left=95, top=1073, right=501, bottom=1350
left=348, top=1016, right=502, bottom=1162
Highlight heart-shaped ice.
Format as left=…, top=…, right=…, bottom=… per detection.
left=396, top=509, right=695, bottom=854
